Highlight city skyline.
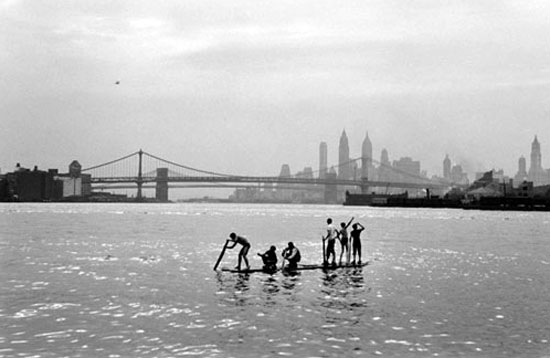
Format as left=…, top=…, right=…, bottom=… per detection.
left=3, top=129, right=550, bottom=183
left=3, top=131, right=549, bottom=202
left=292, top=131, right=549, bottom=183
left=2, top=1, right=550, bottom=184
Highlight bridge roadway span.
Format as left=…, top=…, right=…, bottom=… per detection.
left=91, top=175, right=449, bottom=190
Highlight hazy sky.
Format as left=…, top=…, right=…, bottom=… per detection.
left=2, top=0, right=550, bottom=181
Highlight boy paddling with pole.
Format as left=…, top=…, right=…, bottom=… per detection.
left=213, top=232, right=251, bottom=271
left=213, top=240, right=229, bottom=271
left=226, top=232, right=251, bottom=271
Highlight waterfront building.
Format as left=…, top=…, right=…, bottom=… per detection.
left=0, top=159, right=96, bottom=202
left=474, top=169, right=508, bottom=187
left=59, top=176, right=82, bottom=197
left=338, top=129, right=351, bottom=180
left=56, top=160, right=92, bottom=198
left=319, top=142, right=328, bottom=179
left=0, top=165, right=62, bottom=201
left=467, top=170, right=502, bottom=199
left=69, top=160, right=82, bottom=177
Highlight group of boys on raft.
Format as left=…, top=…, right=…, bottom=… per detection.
left=224, top=217, right=365, bottom=272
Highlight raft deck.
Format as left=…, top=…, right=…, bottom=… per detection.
left=220, top=261, right=368, bottom=273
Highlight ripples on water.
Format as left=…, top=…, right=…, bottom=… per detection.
left=1, top=203, right=549, bottom=357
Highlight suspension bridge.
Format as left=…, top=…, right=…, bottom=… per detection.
left=82, top=150, right=453, bottom=202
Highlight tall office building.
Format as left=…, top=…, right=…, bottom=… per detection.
left=378, top=148, right=391, bottom=182
left=319, top=142, right=328, bottom=179
left=277, top=164, right=292, bottom=201
left=393, top=157, right=421, bottom=183
left=450, top=164, right=468, bottom=185
left=279, top=164, right=291, bottom=178
left=361, top=132, right=373, bottom=179
left=528, top=135, right=546, bottom=185
left=338, top=130, right=351, bottom=180
left=443, top=154, right=451, bottom=180
left=529, top=136, right=542, bottom=171
left=514, top=156, right=528, bottom=185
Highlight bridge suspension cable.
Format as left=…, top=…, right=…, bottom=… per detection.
left=142, top=151, right=239, bottom=178
left=82, top=151, right=140, bottom=172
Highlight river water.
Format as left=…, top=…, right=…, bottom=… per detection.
left=1, top=203, right=549, bottom=358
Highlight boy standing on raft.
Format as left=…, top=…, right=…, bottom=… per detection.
left=338, top=217, right=354, bottom=265
left=227, top=232, right=251, bottom=271
left=350, top=222, right=365, bottom=265
left=323, top=218, right=339, bottom=266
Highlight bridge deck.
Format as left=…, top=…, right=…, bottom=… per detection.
left=90, top=175, right=450, bottom=190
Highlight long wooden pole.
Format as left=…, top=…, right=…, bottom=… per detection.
left=213, top=240, right=229, bottom=271
left=322, top=235, right=326, bottom=266
left=345, top=217, right=354, bottom=264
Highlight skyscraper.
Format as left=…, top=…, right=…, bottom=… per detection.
left=338, top=129, right=351, bottom=180
left=529, top=136, right=542, bottom=172
left=393, top=157, right=421, bottom=183
left=514, top=156, right=528, bottom=185
left=519, top=156, right=527, bottom=174
left=277, top=164, right=292, bottom=201
left=378, top=148, right=391, bottom=182
left=319, top=142, right=328, bottom=179
left=279, top=164, right=291, bottom=178
left=450, top=164, right=468, bottom=185
left=528, top=135, right=546, bottom=185
left=443, top=154, right=451, bottom=180
left=361, top=132, right=372, bottom=179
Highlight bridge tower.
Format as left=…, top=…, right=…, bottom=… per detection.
left=156, top=168, right=169, bottom=202
left=136, top=149, right=143, bottom=201
left=324, top=171, right=338, bottom=204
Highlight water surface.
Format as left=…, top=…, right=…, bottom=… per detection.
left=1, top=203, right=549, bottom=357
